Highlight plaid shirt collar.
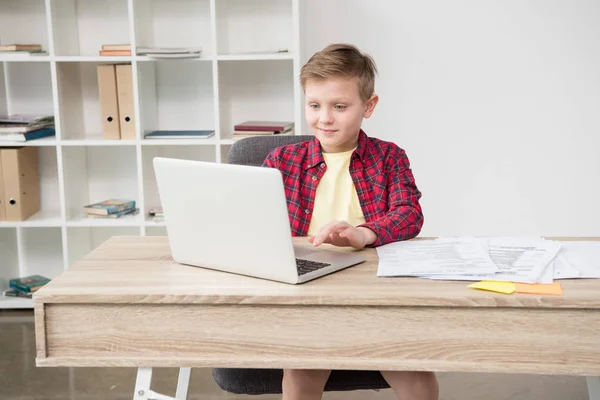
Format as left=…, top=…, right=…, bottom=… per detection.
left=303, top=129, right=368, bottom=171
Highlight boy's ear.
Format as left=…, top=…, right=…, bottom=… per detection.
left=363, top=94, right=379, bottom=118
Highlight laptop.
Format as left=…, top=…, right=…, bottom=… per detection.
left=153, top=157, right=366, bottom=284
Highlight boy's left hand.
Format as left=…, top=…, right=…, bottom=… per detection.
left=308, top=221, right=377, bottom=249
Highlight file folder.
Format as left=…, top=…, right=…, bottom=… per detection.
left=116, top=64, right=136, bottom=140
left=0, top=150, right=5, bottom=221
left=1, top=146, right=40, bottom=221
left=97, top=64, right=121, bottom=140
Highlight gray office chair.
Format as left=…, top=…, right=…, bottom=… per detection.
left=211, top=135, right=391, bottom=395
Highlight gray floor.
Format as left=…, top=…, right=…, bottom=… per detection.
left=0, top=310, right=590, bottom=400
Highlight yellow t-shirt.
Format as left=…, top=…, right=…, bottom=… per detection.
left=307, top=148, right=366, bottom=236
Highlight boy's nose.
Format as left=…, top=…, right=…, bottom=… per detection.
left=319, top=110, right=334, bottom=124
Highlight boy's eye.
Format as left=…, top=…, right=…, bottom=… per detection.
left=309, top=104, right=320, bottom=109
left=334, top=105, right=346, bottom=110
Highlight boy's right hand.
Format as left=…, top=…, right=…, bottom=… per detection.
left=308, top=221, right=377, bottom=249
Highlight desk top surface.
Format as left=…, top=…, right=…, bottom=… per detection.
left=34, top=236, right=600, bottom=309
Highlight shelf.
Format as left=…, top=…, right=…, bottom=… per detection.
left=145, top=218, right=166, bottom=227
left=0, top=62, right=54, bottom=121
left=50, top=0, right=131, bottom=57
left=66, top=215, right=143, bottom=227
left=0, top=297, right=33, bottom=309
left=0, top=210, right=62, bottom=228
left=61, top=134, right=137, bottom=146
left=19, top=227, right=65, bottom=278
left=55, top=56, right=134, bottom=63
left=136, top=55, right=212, bottom=62
left=0, top=0, right=301, bottom=309
left=0, top=56, right=51, bottom=63
left=0, top=138, right=58, bottom=147
left=138, top=60, right=215, bottom=135
left=133, top=0, right=212, bottom=57
left=62, top=146, right=139, bottom=222
left=215, top=0, right=293, bottom=55
left=218, top=60, right=295, bottom=141
left=0, top=0, right=50, bottom=56
left=140, top=138, right=218, bottom=146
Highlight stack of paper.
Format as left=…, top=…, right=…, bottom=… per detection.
left=376, top=237, right=600, bottom=284
left=137, top=47, right=203, bottom=59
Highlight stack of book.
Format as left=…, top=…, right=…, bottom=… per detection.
left=3, top=275, right=51, bottom=299
left=99, top=44, right=131, bottom=56
left=83, top=199, right=138, bottom=219
left=233, top=121, right=295, bottom=138
left=0, top=43, right=48, bottom=57
left=0, top=115, right=55, bottom=142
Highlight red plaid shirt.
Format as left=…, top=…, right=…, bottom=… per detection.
left=262, top=130, right=424, bottom=247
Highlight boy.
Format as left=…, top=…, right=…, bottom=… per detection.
left=263, top=44, right=438, bottom=399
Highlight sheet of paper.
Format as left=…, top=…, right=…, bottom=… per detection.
left=556, top=241, right=600, bottom=278
left=537, top=260, right=554, bottom=284
left=376, top=239, right=498, bottom=277
left=552, top=254, right=582, bottom=279
left=469, top=281, right=516, bottom=294
left=515, top=282, right=563, bottom=296
left=422, top=238, right=561, bottom=283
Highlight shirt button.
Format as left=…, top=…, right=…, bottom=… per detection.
left=305, top=209, right=310, bottom=214
left=319, top=163, right=325, bottom=169
left=312, top=175, right=317, bottom=181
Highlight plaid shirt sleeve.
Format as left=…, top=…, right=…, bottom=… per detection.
left=262, top=150, right=277, bottom=168
left=358, top=146, right=424, bottom=247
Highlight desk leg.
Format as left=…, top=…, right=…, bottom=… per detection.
left=132, top=367, right=192, bottom=400
left=133, top=367, right=153, bottom=400
left=175, top=368, right=192, bottom=400
left=589, top=377, right=600, bottom=400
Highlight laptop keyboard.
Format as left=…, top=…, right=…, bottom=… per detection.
left=296, top=258, right=332, bottom=276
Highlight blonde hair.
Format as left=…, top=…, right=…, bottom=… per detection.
left=300, top=43, right=378, bottom=102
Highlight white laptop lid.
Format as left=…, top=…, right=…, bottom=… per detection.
left=153, top=157, right=300, bottom=283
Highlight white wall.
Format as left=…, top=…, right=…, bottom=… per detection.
left=301, top=0, right=600, bottom=237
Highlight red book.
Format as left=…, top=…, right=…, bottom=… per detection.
left=233, top=120, right=294, bottom=132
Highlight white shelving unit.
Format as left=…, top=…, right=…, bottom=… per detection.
left=0, top=0, right=303, bottom=309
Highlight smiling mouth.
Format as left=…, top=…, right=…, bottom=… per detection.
left=318, top=128, right=337, bottom=134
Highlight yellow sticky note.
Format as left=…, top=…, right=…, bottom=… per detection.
left=515, top=282, right=563, bottom=296
left=468, top=281, right=516, bottom=294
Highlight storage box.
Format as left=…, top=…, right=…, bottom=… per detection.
left=0, top=146, right=40, bottom=221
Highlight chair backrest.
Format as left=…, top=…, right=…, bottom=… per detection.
left=227, top=135, right=313, bottom=166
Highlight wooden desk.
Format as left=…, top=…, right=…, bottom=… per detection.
left=34, top=236, right=600, bottom=399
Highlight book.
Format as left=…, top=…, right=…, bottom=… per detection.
left=9, top=275, right=51, bottom=293
left=0, top=114, right=54, bottom=125
left=3, top=289, right=33, bottom=299
left=144, top=130, right=215, bottom=139
left=233, top=128, right=294, bottom=136
left=83, top=199, right=136, bottom=216
left=0, top=50, right=48, bottom=56
left=99, top=49, right=132, bottom=56
left=87, top=208, right=139, bottom=219
left=102, top=44, right=131, bottom=51
left=234, top=121, right=294, bottom=132
left=0, top=128, right=55, bottom=142
left=0, top=122, right=54, bottom=134
left=0, top=44, right=42, bottom=51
